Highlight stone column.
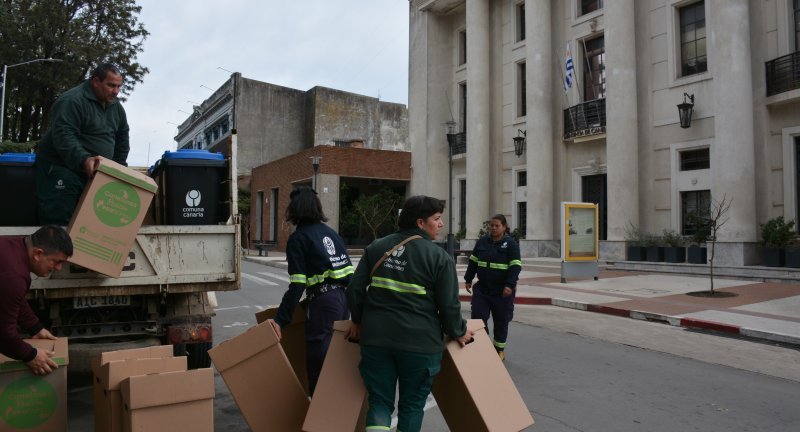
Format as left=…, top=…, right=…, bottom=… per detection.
left=604, top=0, right=639, bottom=240
left=465, top=0, right=491, bottom=238
left=710, top=0, right=756, bottom=245
left=525, top=0, right=553, bottom=241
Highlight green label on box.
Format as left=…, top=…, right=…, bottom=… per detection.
left=0, top=375, right=57, bottom=428
left=93, top=181, right=140, bottom=227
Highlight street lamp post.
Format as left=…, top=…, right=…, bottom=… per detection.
left=310, top=156, right=322, bottom=191
left=1, top=58, right=62, bottom=141
left=445, top=121, right=458, bottom=258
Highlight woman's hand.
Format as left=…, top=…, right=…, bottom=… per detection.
left=464, top=281, right=472, bottom=294
left=344, top=323, right=361, bottom=342
left=502, top=287, right=513, bottom=298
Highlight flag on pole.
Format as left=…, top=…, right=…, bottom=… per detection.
left=564, top=42, right=574, bottom=93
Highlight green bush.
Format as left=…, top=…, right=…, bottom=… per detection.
left=662, top=229, right=685, bottom=247
left=760, top=216, right=796, bottom=248
left=624, top=222, right=646, bottom=246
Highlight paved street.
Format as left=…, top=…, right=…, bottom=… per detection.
left=67, top=258, right=800, bottom=431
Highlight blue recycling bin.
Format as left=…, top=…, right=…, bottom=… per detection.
left=151, top=149, right=227, bottom=225
left=0, top=153, right=37, bottom=226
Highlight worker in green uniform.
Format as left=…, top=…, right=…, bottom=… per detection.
left=346, top=195, right=473, bottom=432
left=35, top=63, right=129, bottom=225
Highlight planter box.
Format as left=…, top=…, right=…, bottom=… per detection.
left=626, top=246, right=645, bottom=261
left=664, top=246, right=686, bottom=263
left=761, top=247, right=785, bottom=267
left=687, top=245, right=707, bottom=264
left=785, top=248, right=800, bottom=268
left=646, top=246, right=664, bottom=262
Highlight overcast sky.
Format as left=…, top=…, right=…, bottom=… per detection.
left=125, top=0, right=410, bottom=167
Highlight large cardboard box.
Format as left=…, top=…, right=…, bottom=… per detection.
left=254, top=305, right=309, bottom=395
left=0, top=338, right=68, bottom=432
left=209, top=320, right=309, bottom=432
left=67, top=158, right=158, bottom=277
left=302, top=320, right=366, bottom=432
left=432, top=319, right=534, bottom=432
left=120, top=368, right=215, bottom=432
left=94, top=356, right=187, bottom=432
left=91, top=345, right=174, bottom=432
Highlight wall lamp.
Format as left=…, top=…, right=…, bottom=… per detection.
left=513, top=129, right=526, bottom=157
left=677, top=93, right=694, bottom=128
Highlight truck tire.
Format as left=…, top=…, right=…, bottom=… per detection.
left=174, top=342, right=212, bottom=369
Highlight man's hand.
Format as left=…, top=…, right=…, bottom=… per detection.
left=32, top=328, right=57, bottom=340
left=502, top=287, right=513, bottom=298
left=464, top=281, right=472, bottom=294
left=267, top=319, right=282, bottom=340
left=344, top=323, right=360, bottom=342
left=456, top=329, right=474, bottom=347
left=82, top=156, right=102, bottom=178
left=26, top=348, right=58, bottom=376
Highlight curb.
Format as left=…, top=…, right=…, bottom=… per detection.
left=458, top=295, right=800, bottom=348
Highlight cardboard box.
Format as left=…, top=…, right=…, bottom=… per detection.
left=255, top=305, right=309, bottom=395
left=120, top=368, right=215, bottom=432
left=302, top=320, right=366, bottom=432
left=209, top=320, right=309, bottom=432
left=67, top=158, right=158, bottom=277
left=94, top=356, right=187, bottom=432
left=0, top=338, right=69, bottom=432
left=431, top=319, right=534, bottom=432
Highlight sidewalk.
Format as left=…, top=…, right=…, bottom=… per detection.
left=242, top=251, right=800, bottom=347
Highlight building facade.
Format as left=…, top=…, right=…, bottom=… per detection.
left=408, top=0, right=800, bottom=265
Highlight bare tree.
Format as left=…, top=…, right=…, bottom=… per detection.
left=707, top=194, right=732, bottom=295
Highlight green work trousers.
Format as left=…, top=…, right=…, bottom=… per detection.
left=34, top=157, right=87, bottom=226
left=359, top=345, right=442, bottom=432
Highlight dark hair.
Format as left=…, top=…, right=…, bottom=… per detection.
left=92, top=63, right=122, bottom=81
left=285, top=187, right=328, bottom=225
left=491, top=213, right=510, bottom=234
left=397, top=195, right=444, bottom=229
left=30, top=225, right=73, bottom=256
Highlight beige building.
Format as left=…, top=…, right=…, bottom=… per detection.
left=408, top=0, right=800, bottom=265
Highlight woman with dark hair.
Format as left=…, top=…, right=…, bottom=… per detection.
left=268, top=187, right=354, bottom=395
left=346, top=195, right=472, bottom=432
left=464, top=213, right=522, bottom=361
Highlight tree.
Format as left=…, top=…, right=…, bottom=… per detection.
left=0, top=0, right=149, bottom=142
left=707, top=194, right=732, bottom=295
left=352, top=188, right=404, bottom=241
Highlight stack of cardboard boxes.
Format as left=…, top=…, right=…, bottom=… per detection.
left=209, top=309, right=535, bottom=431
left=91, top=345, right=214, bottom=432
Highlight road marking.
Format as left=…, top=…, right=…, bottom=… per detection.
left=224, top=321, right=250, bottom=328
left=215, top=305, right=252, bottom=312
left=243, top=273, right=278, bottom=285
left=258, top=272, right=290, bottom=283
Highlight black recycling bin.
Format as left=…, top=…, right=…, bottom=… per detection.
left=0, top=153, right=37, bottom=226
left=152, top=149, right=227, bottom=225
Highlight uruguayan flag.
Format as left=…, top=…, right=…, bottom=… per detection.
left=564, top=42, right=574, bottom=93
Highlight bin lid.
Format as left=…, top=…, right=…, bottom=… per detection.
left=162, top=149, right=224, bottom=161
left=0, top=153, right=36, bottom=164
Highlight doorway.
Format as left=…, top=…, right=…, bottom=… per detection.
left=581, top=174, right=607, bottom=240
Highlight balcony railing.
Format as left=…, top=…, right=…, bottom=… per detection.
left=450, top=132, right=466, bottom=155
left=766, top=51, right=800, bottom=96
left=563, top=98, right=606, bottom=140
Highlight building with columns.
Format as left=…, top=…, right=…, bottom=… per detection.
left=408, top=0, right=800, bottom=266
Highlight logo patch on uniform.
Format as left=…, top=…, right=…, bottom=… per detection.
left=323, top=236, right=336, bottom=255
left=502, top=242, right=508, bottom=248
left=392, top=246, right=407, bottom=257
left=56, top=179, right=65, bottom=190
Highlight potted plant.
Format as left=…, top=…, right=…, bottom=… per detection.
left=785, top=238, right=800, bottom=268
left=687, top=211, right=709, bottom=264
left=624, top=222, right=645, bottom=261
left=644, top=233, right=665, bottom=262
left=760, top=216, right=796, bottom=267
left=662, top=229, right=686, bottom=263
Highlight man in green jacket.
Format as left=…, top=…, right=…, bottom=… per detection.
left=346, top=195, right=472, bottom=432
left=35, top=63, right=129, bottom=225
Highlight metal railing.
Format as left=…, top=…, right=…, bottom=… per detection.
left=451, top=132, right=467, bottom=155
left=766, top=51, right=800, bottom=96
left=563, top=98, right=606, bottom=140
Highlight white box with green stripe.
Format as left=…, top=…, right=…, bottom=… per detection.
left=66, top=158, right=158, bottom=278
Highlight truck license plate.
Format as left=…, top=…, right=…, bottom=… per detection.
left=73, top=296, right=131, bottom=309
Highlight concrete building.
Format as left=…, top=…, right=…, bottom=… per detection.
left=174, top=74, right=409, bottom=183
left=408, top=0, right=800, bottom=266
